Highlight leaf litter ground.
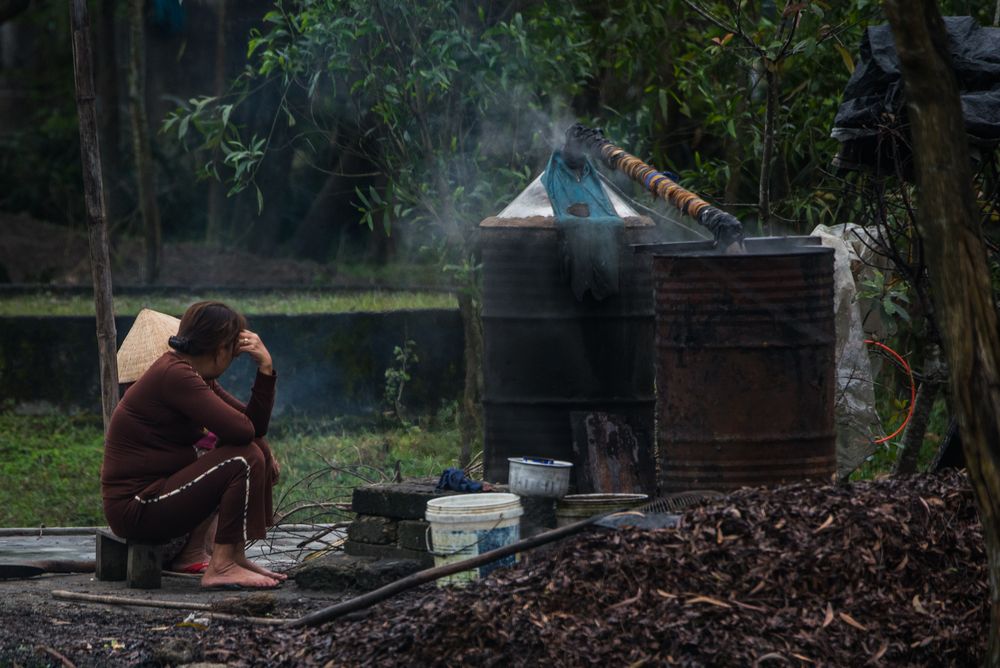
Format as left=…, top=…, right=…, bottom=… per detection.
left=0, top=470, right=985, bottom=666
left=207, top=469, right=986, bottom=666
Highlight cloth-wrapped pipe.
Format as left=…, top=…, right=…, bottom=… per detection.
left=565, top=124, right=743, bottom=246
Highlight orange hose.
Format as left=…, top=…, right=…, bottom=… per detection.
left=865, top=339, right=917, bottom=444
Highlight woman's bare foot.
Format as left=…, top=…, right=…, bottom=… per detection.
left=236, top=556, right=288, bottom=581
left=201, top=560, right=278, bottom=589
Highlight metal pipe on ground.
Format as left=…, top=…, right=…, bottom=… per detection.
left=285, top=508, right=622, bottom=628
left=284, top=491, right=719, bottom=629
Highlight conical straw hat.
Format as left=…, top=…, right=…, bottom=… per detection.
left=117, top=308, right=181, bottom=383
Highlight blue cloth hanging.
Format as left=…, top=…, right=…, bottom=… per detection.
left=540, top=151, right=623, bottom=301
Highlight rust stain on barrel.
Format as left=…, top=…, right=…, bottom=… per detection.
left=654, top=247, right=837, bottom=492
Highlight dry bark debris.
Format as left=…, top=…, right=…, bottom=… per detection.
left=207, top=470, right=987, bottom=666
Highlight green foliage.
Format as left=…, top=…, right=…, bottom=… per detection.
left=384, top=339, right=419, bottom=425
left=850, top=395, right=946, bottom=481
left=658, top=1, right=880, bottom=231
left=165, top=0, right=593, bottom=264
left=858, top=269, right=912, bottom=335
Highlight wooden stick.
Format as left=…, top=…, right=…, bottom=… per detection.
left=285, top=510, right=615, bottom=628
left=51, top=590, right=293, bottom=626
left=70, top=0, right=118, bottom=430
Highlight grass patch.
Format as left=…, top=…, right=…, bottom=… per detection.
left=0, top=290, right=457, bottom=317
left=270, top=411, right=461, bottom=525
left=0, top=410, right=461, bottom=528
left=0, top=411, right=106, bottom=527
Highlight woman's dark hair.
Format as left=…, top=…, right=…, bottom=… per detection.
left=168, top=301, right=247, bottom=357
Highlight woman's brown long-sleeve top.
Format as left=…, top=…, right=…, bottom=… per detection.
left=101, top=351, right=276, bottom=504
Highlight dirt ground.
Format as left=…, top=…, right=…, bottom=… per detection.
left=0, top=212, right=331, bottom=287
left=0, top=571, right=362, bottom=667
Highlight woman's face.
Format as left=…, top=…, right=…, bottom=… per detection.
left=205, top=338, right=239, bottom=380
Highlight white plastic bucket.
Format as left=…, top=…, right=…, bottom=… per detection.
left=555, top=493, right=649, bottom=527
left=425, top=493, right=523, bottom=586
left=507, top=456, right=573, bottom=498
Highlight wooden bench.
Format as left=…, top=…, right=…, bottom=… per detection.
left=95, top=528, right=163, bottom=589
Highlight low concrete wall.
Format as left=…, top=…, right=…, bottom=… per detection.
left=0, top=310, right=463, bottom=416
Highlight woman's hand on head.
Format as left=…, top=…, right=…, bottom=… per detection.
left=237, top=330, right=274, bottom=375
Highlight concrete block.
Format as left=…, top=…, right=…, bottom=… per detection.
left=347, top=515, right=398, bottom=545
left=351, top=480, right=460, bottom=520
left=343, top=540, right=434, bottom=569
left=397, top=519, right=430, bottom=552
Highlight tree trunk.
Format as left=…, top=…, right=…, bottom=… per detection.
left=894, top=345, right=944, bottom=475
left=884, top=2, right=1000, bottom=664
left=205, top=0, right=227, bottom=245
left=456, top=291, right=483, bottom=469
left=95, top=0, right=123, bottom=226
left=70, top=0, right=118, bottom=431
left=127, top=0, right=161, bottom=284
left=758, top=64, right=778, bottom=234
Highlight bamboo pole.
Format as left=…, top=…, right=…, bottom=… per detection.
left=70, top=0, right=118, bottom=430
left=565, top=124, right=743, bottom=246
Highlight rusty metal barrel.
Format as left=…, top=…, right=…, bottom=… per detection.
left=479, top=215, right=662, bottom=488
left=649, top=238, right=837, bottom=492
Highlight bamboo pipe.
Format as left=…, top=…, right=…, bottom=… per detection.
left=564, top=124, right=743, bottom=247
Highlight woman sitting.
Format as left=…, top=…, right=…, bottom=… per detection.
left=102, top=301, right=285, bottom=589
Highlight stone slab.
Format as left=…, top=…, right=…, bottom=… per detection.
left=343, top=540, right=434, bottom=569
left=291, top=553, right=423, bottom=592
left=351, top=480, right=459, bottom=520
left=346, top=515, right=398, bottom=545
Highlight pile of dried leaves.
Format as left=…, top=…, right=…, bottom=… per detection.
left=210, top=470, right=987, bottom=666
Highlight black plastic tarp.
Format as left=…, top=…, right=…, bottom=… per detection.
left=831, top=16, right=1000, bottom=171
